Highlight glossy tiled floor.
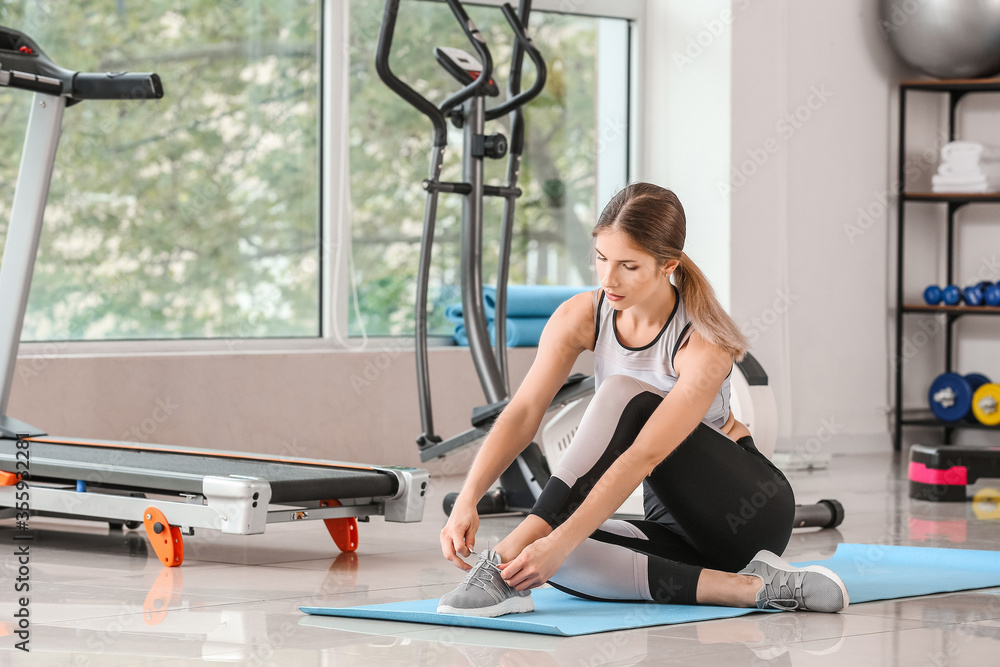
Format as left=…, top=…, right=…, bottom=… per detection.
left=2, top=443, right=1000, bottom=665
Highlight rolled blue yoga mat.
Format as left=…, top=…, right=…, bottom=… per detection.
left=299, top=544, right=1000, bottom=637
left=484, top=285, right=597, bottom=318
left=453, top=318, right=550, bottom=347
left=448, top=285, right=597, bottom=346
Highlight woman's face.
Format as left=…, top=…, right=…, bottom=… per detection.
left=594, top=228, right=672, bottom=310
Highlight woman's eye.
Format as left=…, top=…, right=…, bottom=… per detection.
left=597, top=256, right=606, bottom=262
left=624, top=265, right=637, bottom=271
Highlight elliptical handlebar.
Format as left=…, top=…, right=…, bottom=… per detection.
left=376, top=0, right=546, bottom=147
left=376, top=0, right=494, bottom=147
left=375, top=0, right=448, bottom=147
left=0, top=26, right=162, bottom=102
left=484, top=3, right=546, bottom=122
left=438, top=0, right=494, bottom=115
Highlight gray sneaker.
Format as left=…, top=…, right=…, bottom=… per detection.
left=739, top=550, right=849, bottom=612
left=437, top=549, right=534, bottom=617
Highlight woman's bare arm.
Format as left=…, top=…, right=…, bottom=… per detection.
left=440, top=291, right=594, bottom=569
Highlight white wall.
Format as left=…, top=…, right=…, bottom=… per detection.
left=640, top=0, right=732, bottom=310
left=729, top=0, right=903, bottom=449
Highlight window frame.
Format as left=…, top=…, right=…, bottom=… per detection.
left=16, top=0, right=645, bottom=358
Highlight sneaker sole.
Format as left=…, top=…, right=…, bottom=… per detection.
left=749, top=550, right=850, bottom=612
left=437, top=595, right=535, bottom=618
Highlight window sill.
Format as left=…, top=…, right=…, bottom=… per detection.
left=15, top=336, right=538, bottom=359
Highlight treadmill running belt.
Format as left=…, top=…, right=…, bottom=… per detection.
left=0, top=439, right=397, bottom=503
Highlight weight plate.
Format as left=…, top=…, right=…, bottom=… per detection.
left=971, top=383, right=1000, bottom=426
left=964, top=373, right=991, bottom=421
left=928, top=372, right=973, bottom=423
left=973, top=488, right=1000, bottom=520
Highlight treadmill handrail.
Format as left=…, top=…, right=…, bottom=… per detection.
left=0, top=26, right=163, bottom=101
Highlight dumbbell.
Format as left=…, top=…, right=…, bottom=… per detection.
left=963, top=281, right=1000, bottom=307
left=982, top=281, right=1000, bottom=307
left=924, top=285, right=962, bottom=305
left=928, top=372, right=991, bottom=422
left=964, top=284, right=986, bottom=306
left=925, top=282, right=1000, bottom=307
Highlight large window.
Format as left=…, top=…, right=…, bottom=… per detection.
left=0, top=1, right=631, bottom=344
left=0, top=1, right=321, bottom=340
left=346, top=0, right=630, bottom=337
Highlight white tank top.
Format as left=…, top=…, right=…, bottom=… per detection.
left=591, top=287, right=731, bottom=429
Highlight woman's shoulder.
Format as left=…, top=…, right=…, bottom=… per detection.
left=546, top=290, right=599, bottom=352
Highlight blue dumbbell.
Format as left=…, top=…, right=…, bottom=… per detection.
left=985, top=283, right=1000, bottom=307
left=924, top=285, right=943, bottom=305
left=964, top=284, right=985, bottom=306
left=942, top=285, right=962, bottom=306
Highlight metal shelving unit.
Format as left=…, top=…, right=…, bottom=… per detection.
left=893, top=78, right=1000, bottom=451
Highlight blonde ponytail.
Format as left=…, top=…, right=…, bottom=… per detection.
left=674, top=252, right=748, bottom=361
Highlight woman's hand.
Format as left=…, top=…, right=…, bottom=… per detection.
left=440, top=499, right=479, bottom=571
left=499, top=535, right=571, bottom=591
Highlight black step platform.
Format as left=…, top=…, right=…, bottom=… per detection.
left=909, top=444, right=1000, bottom=502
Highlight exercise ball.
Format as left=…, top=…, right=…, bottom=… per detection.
left=879, top=0, right=1000, bottom=78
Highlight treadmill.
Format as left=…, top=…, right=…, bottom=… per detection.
left=0, top=27, right=428, bottom=567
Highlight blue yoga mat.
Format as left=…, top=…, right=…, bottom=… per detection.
left=300, top=544, right=1000, bottom=637
left=446, top=286, right=596, bottom=321
left=452, top=318, right=549, bottom=347
left=483, top=285, right=597, bottom=319
left=447, top=285, right=595, bottom=347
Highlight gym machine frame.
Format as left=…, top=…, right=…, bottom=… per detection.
left=377, top=0, right=844, bottom=530
left=377, top=0, right=555, bottom=512
left=0, top=27, right=428, bottom=566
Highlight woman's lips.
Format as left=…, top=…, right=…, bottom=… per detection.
left=605, top=292, right=624, bottom=302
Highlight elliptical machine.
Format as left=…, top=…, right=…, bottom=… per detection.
left=376, top=0, right=556, bottom=513
left=376, top=0, right=844, bottom=530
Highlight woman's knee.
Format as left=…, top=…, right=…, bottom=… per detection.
left=596, top=374, right=659, bottom=400
left=590, top=375, right=663, bottom=423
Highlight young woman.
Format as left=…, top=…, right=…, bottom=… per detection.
left=437, top=183, right=848, bottom=617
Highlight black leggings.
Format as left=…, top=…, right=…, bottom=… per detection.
left=528, top=374, right=795, bottom=605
